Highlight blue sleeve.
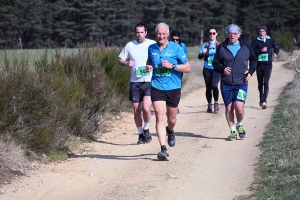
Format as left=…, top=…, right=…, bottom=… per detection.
left=199, top=43, right=206, bottom=54
left=177, top=46, right=189, bottom=64
left=181, top=43, right=188, bottom=54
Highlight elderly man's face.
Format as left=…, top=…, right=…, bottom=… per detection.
left=156, top=26, right=169, bottom=45
left=227, top=31, right=240, bottom=44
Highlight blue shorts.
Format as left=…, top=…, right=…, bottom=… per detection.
left=221, top=83, right=248, bottom=106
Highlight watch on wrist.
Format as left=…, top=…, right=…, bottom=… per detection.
left=172, top=64, right=178, bottom=70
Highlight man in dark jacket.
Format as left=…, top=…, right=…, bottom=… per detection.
left=251, top=25, right=279, bottom=109
left=213, top=24, right=258, bottom=141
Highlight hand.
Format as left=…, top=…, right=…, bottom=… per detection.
left=244, top=71, right=251, bottom=81
left=127, top=60, right=135, bottom=67
left=203, top=48, right=208, bottom=54
left=273, top=53, right=277, bottom=58
left=262, top=47, right=267, bottom=52
left=161, top=60, right=172, bottom=69
left=146, top=65, right=153, bottom=72
left=224, top=67, right=231, bottom=76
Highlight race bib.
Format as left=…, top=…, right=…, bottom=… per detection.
left=207, top=58, right=212, bottom=65
left=237, top=89, right=247, bottom=101
left=136, top=66, right=150, bottom=77
left=155, top=68, right=171, bottom=76
left=258, top=53, right=269, bottom=61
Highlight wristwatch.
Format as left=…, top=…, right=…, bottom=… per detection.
left=172, top=64, right=178, bottom=70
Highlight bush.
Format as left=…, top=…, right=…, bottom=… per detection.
left=0, top=47, right=131, bottom=159
left=273, top=31, right=295, bottom=52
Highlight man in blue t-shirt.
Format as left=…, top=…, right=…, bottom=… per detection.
left=146, top=22, right=191, bottom=161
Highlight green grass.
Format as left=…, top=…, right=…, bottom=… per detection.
left=0, top=49, right=79, bottom=67
left=187, top=46, right=200, bottom=60
left=238, top=72, right=300, bottom=199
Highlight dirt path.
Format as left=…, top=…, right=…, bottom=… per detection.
left=0, top=62, right=295, bottom=200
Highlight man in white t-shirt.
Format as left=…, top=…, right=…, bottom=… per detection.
left=119, top=23, right=156, bottom=144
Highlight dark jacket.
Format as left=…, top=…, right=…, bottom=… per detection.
left=251, top=35, right=279, bottom=65
left=213, top=38, right=258, bottom=86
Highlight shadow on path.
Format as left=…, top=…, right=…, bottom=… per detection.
left=176, top=132, right=227, bottom=140
left=67, top=152, right=157, bottom=161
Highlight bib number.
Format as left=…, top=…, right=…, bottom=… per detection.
left=207, top=58, right=212, bottom=65
left=155, top=68, right=171, bottom=76
left=237, top=89, right=247, bottom=101
left=136, top=66, right=150, bottom=77
left=258, top=53, right=269, bottom=61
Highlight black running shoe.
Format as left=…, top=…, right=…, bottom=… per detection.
left=207, top=103, right=213, bottom=113
left=143, top=129, right=152, bottom=143
left=137, top=134, right=145, bottom=144
left=166, top=126, right=176, bottom=147
left=157, top=150, right=169, bottom=161
left=236, top=125, right=246, bottom=139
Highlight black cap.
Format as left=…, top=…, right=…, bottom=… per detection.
left=258, top=25, right=267, bottom=32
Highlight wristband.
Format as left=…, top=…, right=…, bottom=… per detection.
left=172, top=64, right=178, bottom=70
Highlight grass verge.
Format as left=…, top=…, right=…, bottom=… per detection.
left=238, top=68, right=300, bottom=199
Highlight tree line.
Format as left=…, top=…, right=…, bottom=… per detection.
left=0, top=0, right=299, bottom=49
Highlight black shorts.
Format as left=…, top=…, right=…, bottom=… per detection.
left=151, top=87, right=181, bottom=108
left=129, top=82, right=151, bottom=103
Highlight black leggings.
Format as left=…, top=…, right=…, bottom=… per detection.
left=203, top=68, right=221, bottom=103
left=256, top=64, right=272, bottom=103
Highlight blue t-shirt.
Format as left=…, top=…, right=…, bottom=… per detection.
left=148, top=41, right=189, bottom=90
left=180, top=42, right=188, bottom=54
left=199, top=41, right=219, bottom=69
left=228, top=42, right=240, bottom=57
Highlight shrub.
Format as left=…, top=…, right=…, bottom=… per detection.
left=0, top=47, right=131, bottom=158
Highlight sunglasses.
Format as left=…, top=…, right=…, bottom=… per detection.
left=209, top=32, right=216, bottom=35
left=172, top=39, right=179, bottom=41
left=228, top=32, right=239, bottom=36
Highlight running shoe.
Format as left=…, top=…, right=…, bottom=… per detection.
left=166, top=126, right=176, bottom=147
left=236, top=125, right=246, bottom=139
left=214, top=102, right=220, bottom=114
left=207, top=103, right=213, bottom=113
left=143, top=129, right=152, bottom=143
left=259, top=101, right=263, bottom=107
left=226, top=131, right=237, bottom=141
left=157, top=150, right=169, bottom=161
left=137, top=134, right=145, bottom=144
left=262, top=102, right=267, bottom=109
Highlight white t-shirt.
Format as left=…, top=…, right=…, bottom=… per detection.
left=119, top=39, right=156, bottom=82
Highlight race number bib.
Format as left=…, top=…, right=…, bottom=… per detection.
left=258, top=53, right=269, bottom=61
left=207, top=58, right=212, bottom=65
left=136, top=66, right=150, bottom=77
left=155, top=68, right=171, bottom=76
left=237, top=89, right=247, bottom=101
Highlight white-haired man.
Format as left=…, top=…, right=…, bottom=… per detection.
left=146, top=22, right=191, bottom=161
left=212, top=24, right=258, bottom=141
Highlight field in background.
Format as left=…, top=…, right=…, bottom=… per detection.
left=0, top=49, right=79, bottom=67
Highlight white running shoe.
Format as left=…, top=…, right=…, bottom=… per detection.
left=262, top=102, right=267, bottom=109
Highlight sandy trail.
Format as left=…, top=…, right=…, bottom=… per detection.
left=0, top=61, right=294, bottom=200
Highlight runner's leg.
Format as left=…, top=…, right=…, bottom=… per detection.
left=152, top=101, right=167, bottom=146
left=203, top=68, right=213, bottom=103
left=262, top=64, right=272, bottom=103
left=256, top=65, right=264, bottom=105
left=212, top=71, right=221, bottom=102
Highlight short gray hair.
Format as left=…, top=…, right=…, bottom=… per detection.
left=226, top=24, right=242, bottom=34
left=155, top=22, right=169, bottom=33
